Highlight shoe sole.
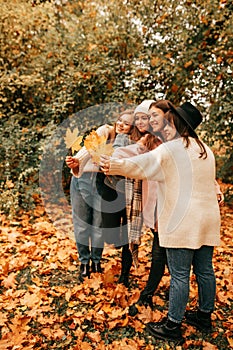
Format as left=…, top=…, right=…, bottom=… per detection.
left=146, top=325, right=184, bottom=344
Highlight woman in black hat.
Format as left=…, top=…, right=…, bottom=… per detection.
left=100, top=102, right=221, bottom=343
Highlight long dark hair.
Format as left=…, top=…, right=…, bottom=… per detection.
left=143, top=134, right=162, bottom=150
left=165, top=110, right=207, bottom=159
left=152, top=100, right=171, bottom=113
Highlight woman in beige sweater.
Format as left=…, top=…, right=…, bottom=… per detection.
left=100, top=102, right=221, bottom=343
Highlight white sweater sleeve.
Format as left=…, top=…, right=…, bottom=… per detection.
left=109, top=147, right=164, bottom=182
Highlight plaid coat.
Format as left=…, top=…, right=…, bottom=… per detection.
left=125, top=178, right=143, bottom=246
left=113, top=134, right=143, bottom=244
left=125, top=177, right=143, bottom=268
left=112, top=135, right=145, bottom=267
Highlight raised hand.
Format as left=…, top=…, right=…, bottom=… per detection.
left=65, top=156, right=79, bottom=169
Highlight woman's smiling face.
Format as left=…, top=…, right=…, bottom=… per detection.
left=148, top=106, right=165, bottom=133
left=134, top=113, right=150, bottom=133
left=164, top=119, right=178, bottom=141
left=115, top=113, right=134, bottom=134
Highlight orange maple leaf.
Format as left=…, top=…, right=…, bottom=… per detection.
left=0, top=312, right=8, bottom=326
left=71, top=136, right=83, bottom=154
left=1, top=272, right=17, bottom=289
left=74, top=327, right=85, bottom=340
left=103, top=270, right=115, bottom=284
left=130, top=318, right=144, bottom=333
left=0, top=338, right=14, bottom=348
left=20, top=292, right=41, bottom=308
left=85, top=275, right=102, bottom=290
left=203, top=341, right=218, bottom=349
left=137, top=305, right=153, bottom=323
left=84, top=130, right=113, bottom=164
left=86, top=330, right=101, bottom=343
left=227, top=337, right=233, bottom=348
left=108, top=319, right=120, bottom=330
left=53, top=328, right=65, bottom=340
left=153, top=295, right=165, bottom=307
left=108, top=307, right=127, bottom=320
left=78, top=341, right=92, bottom=350
left=41, top=328, right=53, bottom=338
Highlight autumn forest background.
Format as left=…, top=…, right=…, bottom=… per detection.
left=0, top=0, right=232, bottom=349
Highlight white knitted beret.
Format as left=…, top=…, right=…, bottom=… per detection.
left=134, top=99, right=156, bottom=115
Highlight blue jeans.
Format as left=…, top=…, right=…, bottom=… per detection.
left=166, top=245, right=216, bottom=323
left=70, top=173, right=105, bottom=264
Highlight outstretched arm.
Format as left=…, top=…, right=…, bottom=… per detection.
left=100, top=149, right=163, bottom=182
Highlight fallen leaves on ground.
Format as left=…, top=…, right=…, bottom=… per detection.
left=0, top=190, right=232, bottom=349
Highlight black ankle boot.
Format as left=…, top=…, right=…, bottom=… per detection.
left=118, top=244, right=133, bottom=287
left=185, top=309, right=212, bottom=333
left=118, top=245, right=132, bottom=288
left=146, top=318, right=183, bottom=343
left=91, top=262, right=102, bottom=273
left=139, top=294, right=153, bottom=308
left=129, top=294, right=153, bottom=316
left=79, top=263, right=90, bottom=282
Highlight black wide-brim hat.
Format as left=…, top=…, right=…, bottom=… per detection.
left=168, top=101, right=203, bottom=137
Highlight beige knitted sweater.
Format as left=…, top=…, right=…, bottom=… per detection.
left=108, top=137, right=221, bottom=249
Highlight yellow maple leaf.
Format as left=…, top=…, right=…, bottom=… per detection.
left=64, top=128, right=82, bottom=154
left=84, top=130, right=106, bottom=148
left=84, top=130, right=113, bottom=164
left=64, top=127, right=79, bottom=147
left=71, top=136, right=83, bottom=154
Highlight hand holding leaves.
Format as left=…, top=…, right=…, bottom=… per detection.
left=99, top=155, right=111, bottom=174
left=64, top=128, right=114, bottom=165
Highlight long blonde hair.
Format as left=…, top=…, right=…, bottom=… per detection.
left=113, top=109, right=143, bottom=141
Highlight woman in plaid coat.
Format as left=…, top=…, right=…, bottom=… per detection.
left=102, top=100, right=156, bottom=287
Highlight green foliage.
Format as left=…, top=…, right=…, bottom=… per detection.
left=135, top=0, right=233, bottom=185
left=0, top=0, right=232, bottom=216
left=0, top=115, right=43, bottom=217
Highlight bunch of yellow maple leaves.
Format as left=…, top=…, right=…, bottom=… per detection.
left=65, top=128, right=113, bottom=164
